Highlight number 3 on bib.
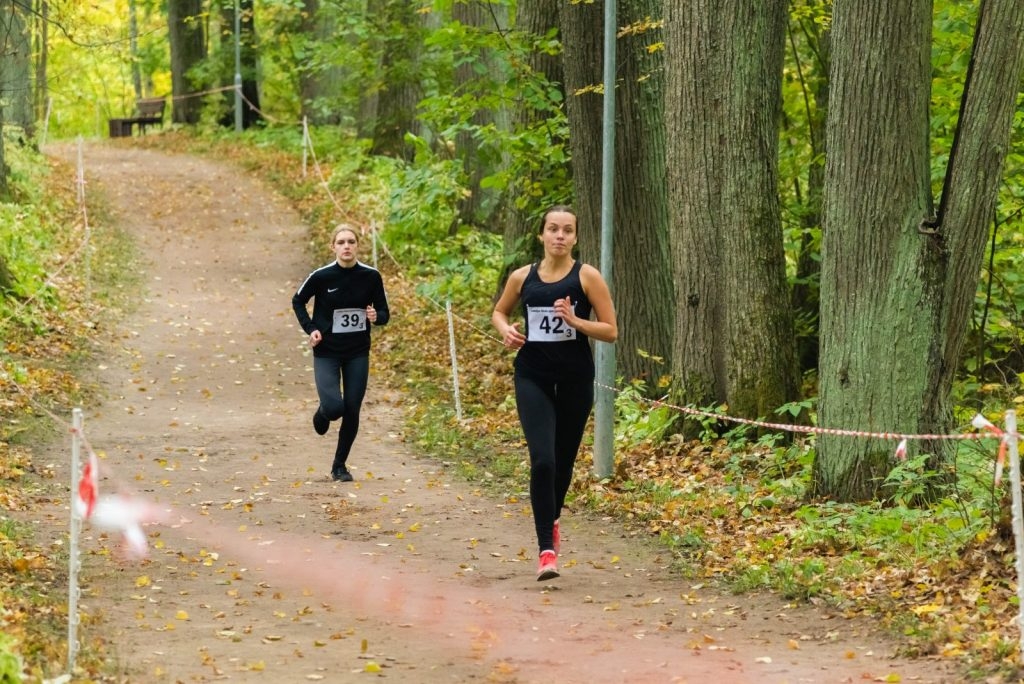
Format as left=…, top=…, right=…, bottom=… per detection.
left=527, top=305, right=576, bottom=342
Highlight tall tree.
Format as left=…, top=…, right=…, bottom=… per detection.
left=368, top=0, right=423, bottom=160
left=495, top=0, right=564, bottom=297
left=1, top=0, right=33, bottom=138
left=451, top=0, right=509, bottom=230
left=167, top=0, right=205, bottom=125
left=664, top=0, right=799, bottom=421
left=296, top=0, right=346, bottom=125
left=559, top=0, right=674, bottom=389
left=814, top=0, right=1024, bottom=501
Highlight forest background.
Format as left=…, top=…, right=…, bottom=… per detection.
left=0, top=0, right=1023, bottom=680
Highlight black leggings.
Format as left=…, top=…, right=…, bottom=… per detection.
left=514, top=371, right=594, bottom=553
left=313, top=355, right=369, bottom=467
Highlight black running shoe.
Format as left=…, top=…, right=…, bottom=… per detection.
left=331, top=466, right=353, bottom=482
left=313, top=409, right=329, bottom=435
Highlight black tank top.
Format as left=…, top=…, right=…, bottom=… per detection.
left=514, top=260, right=595, bottom=380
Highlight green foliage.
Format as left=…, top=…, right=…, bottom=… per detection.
left=0, top=632, right=24, bottom=684
left=614, top=379, right=678, bottom=448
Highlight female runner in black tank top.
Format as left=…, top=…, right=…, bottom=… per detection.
left=491, top=205, right=617, bottom=581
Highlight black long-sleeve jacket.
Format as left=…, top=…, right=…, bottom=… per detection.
left=292, top=261, right=390, bottom=359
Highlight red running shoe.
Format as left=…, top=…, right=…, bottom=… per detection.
left=537, top=550, right=559, bottom=582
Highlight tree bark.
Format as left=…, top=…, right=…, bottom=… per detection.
left=559, top=0, right=674, bottom=390
left=665, top=0, right=799, bottom=422
left=609, top=2, right=673, bottom=389
left=451, top=1, right=508, bottom=231
left=297, top=0, right=346, bottom=126
left=813, top=0, right=1024, bottom=501
left=168, top=0, right=206, bottom=125
left=495, top=0, right=562, bottom=299
left=0, top=0, right=33, bottom=139
left=369, top=0, right=423, bottom=160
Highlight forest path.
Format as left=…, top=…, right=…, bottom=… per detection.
left=36, top=142, right=958, bottom=683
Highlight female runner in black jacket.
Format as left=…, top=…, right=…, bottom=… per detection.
left=292, top=224, right=390, bottom=482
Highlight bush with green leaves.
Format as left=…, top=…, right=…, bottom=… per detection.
left=0, top=632, right=23, bottom=684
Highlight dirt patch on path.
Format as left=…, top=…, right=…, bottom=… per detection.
left=31, top=142, right=960, bottom=683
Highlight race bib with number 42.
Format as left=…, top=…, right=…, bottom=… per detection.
left=332, top=307, right=367, bottom=333
left=527, top=305, right=576, bottom=342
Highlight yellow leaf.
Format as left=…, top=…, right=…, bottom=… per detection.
left=136, top=575, right=151, bottom=587
left=364, top=662, right=381, bottom=673
left=787, top=639, right=799, bottom=650
left=911, top=603, right=943, bottom=616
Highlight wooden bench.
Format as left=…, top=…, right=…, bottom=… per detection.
left=108, top=97, right=166, bottom=138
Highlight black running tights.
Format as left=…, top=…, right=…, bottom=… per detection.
left=514, top=371, right=594, bottom=553
left=313, top=354, right=369, bottom=467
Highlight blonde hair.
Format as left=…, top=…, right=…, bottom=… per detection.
left=332, top=224, right=360, bottom=244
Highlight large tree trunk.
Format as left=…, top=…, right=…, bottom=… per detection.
left=369, top=0, right=422, bottom=160
left=557, top=1, right=602, bottom=250
left=611, top=1, right=673, bottom=389
left=1, top=0, right=33, bottom=139
left=813, top=0, right=1024, bottom=501
left=297, top=0, right=346, bottom=126
left=451, top=1, right=508, bottom=231
left=665, top=0, right=798, bottom=422
left=238, top=0, right=261, bottom=128
left=559, top=0, right=674, bottom=390
left=495, top=0, right=563, bottom=299
left=168, top=0, right=206, bottom=125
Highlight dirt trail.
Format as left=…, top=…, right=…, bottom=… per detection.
left=32, top=143, right=959, bottom=683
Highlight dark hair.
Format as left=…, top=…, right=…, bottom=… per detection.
left=538, top=204, right=576, bottom=233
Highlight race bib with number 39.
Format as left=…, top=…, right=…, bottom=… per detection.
left=332, top=307, right=367, bottom=333
left=527, top=305, right=576, bottom=342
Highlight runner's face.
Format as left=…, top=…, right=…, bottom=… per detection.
left=333, top=231, right=359, bottom=265
left=540, top=212, right=577, bottom=256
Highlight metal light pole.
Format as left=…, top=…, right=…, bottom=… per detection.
left=234, top=0, right=242, bottom=132
left=593, top=0, right=617, bottom=480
